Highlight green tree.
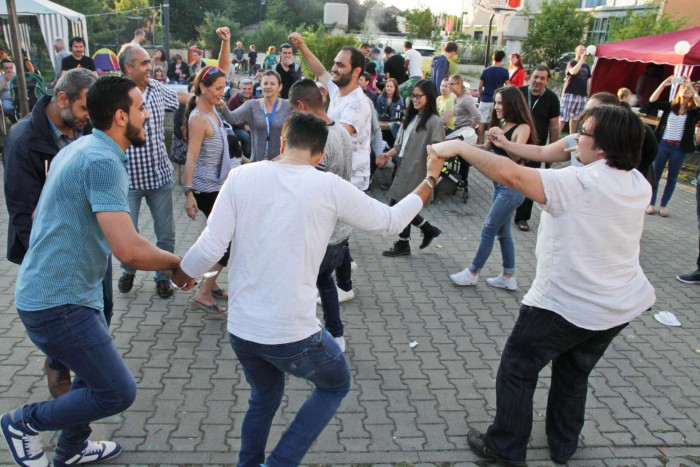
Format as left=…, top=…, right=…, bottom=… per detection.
left=403, top=8, right=434, bottom=40
left=245, top=20, right=297, bottom=58
left=297, top=24, right=360, bottom=78
left=522, top=0, right=591, bottom=68
left=606, top=8, right=687, bottom=43
left=194, top=11, right=240, bottom=58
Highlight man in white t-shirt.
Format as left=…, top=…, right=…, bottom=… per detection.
left=430, top=105, right=655, bottom=466
left=289, top=32, right=374, bottom=301
left=397, top=41, right=424, bottom=99
left=171, top=112, right=444, bottom=466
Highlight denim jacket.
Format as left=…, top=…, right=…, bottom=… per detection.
left=375, top=94, right=404, bottom=121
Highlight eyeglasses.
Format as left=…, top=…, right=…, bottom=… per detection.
left=200, top=66, right=221, bottom=80
left=409, top=93, right=425, bottom=100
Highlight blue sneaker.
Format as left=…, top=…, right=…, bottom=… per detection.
left=0, top=408, right=48, bottom=467
left=53, top=441, right=121, bottom=466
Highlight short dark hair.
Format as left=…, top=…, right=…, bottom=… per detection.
left=118, top=45, right=136, bottom=73
left=384, top=46, right=393, bottom=54
left=584, top=105, right=643, bottom=171
left=282, top=112, right=328, bottom=155
left=404, top=41, right=412, bottom=49
left=361, top=43, right=370, bottom=49
left=1, top=59, right=13, bottom=67
left=341, top=46, right=365, bottom=74
left=532, top=65, right=550, bottom=78
left=494, top=50, right=505, bottom=62
left=53, top=68, right=97, bottom=103
left=69, top=36, right=85, bottom=49
left=280, top=43, right=292, bottom=51
left=360, top=71, right=371, bottom=81
left=87, top=76, right=137, bottom=131
left=589, top=92, right=619, bottom=106
left=445, top=42, right=458, bottom=53
left=289, top=78, right=324, bottom=110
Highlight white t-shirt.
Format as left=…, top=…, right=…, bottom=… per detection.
left=523, top=160, right=655, bottom=330
left=180, top=161, right=424, bottom=344
left=404, top=48, right=423, bottom=78
left=323, top=79, right=373, bottom=190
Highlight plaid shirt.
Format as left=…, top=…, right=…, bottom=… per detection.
left=47, top=116, right=83, bottom=150
left=126, top=79, right=179, bottom=190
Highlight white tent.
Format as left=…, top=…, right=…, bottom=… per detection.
left=0, top=0, right=89, bottom=69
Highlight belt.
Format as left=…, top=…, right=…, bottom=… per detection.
left=662, top=139, right=681, bottom=145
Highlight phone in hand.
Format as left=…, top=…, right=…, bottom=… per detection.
left=671, top=76, right=684, bottom=85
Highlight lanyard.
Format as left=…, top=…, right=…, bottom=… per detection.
left=263, top=98, right=279, bottom=158
left=527, top=87, right=542, bottom=112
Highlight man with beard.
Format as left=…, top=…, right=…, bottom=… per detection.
left=60, top=36, right=96, bottom=76
left=1, top=76, right=182, bottom=467
left=116, top=37, right=228, bottom=298
left=3, top=69, right=101, bottom=399
left=275, top=43, right=302, bottom=99
left=289, top=32, right=373, bottom=306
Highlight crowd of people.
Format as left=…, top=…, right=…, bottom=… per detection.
left=1, top=23, right=699, bottom=467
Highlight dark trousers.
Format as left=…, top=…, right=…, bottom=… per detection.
left=484, top=305, right=627, bottom=463
left=335, top=240, right=352, bottom=292
left=194, top=190, right=231, bottom=266
left=316, top=241, right=348, bottom=337
left=514, top=161, right=547, bottom=222
left=389, top=199, right=425, bottom=239
left=46, top=257, right=113, bottom=372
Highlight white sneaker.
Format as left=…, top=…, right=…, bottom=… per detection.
left=450, top=268, right=478, bottom=286
left=486, top=274, right=518, bottom=290
left=337, top=287, right=355, bottom=303
left=334, top=336, right=346, bottom=353
left=351, top=261, right=358, bottom=272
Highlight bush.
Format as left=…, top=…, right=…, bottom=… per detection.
left=297, top=25, right=360, bottom=78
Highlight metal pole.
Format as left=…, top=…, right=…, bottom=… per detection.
left=5, top=0, right=29, bottom=117
left=163, top=0, right=171, bottom=60
left=484, top=13, right=495, bottom=68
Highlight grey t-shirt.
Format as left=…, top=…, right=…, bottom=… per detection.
left=454, top=93, right=480, bottom=129
left=318, top=122, right=354, bottom=244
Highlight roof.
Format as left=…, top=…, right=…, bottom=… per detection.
left=595, top=27, right=700, bottom=67
left=0, top=0, right=85, bottom=22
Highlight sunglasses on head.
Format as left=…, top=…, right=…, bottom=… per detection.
left=200, top=66, right=221, bottom=80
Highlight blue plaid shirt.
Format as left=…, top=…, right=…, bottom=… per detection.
left=47, top=116, right=83, bottom=150
left=126, top=79, right=179, bottom=190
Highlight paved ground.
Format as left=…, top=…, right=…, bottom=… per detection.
left=0, top=161, right=699, bottom=467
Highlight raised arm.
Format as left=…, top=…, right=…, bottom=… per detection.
left=216, top=27, right=231, bottom=74
left=288, top=32, right=331, bottom=84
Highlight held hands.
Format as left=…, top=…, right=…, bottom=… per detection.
left=185, top=195, right=198, bottom=220
left=376, top=152, right=391, bottom=168
left=288, top=32, right=304, bottom=48
left=170, top=266, right=197, bottom=292
left=216, top=27, right=230, bottom=41
left=487, top=127, right=506, bottom=147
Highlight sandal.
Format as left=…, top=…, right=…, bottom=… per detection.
left=212, top=288, right=229, bottom=300
left=645, top=205, right=655, bottom=215
left=659, top=207, right=669, bottom=217
left=188, top=298, right=226, bottom=314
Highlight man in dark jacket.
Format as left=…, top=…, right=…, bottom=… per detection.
left=430, top=41, right=458, bottom=88
left=2, top=68, right=99, bottom=398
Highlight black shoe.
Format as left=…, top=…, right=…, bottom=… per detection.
left=677, top=269, right=700, bottom=284
left=156, top=279, right=174, bottom=298
left=550, top=450, right=569, bottom=465
left=118, top=273, right=135, bottom=293
left=467, top=429, right=527, bottom=466
left=517, top=220, right=530, bottom=232
left=382, top=240, right=410, bottom=257
left=419, top=224, right=441, bottom=249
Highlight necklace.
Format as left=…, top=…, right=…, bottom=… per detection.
left=277, top=156, right=310, bottom=165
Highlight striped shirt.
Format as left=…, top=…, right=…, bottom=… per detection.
left=126, top=79, right=179, bottom=190
left=15, top=130, right=130, bottom=312
left=47, top=116, right=83, bottom=150
left=190, top=109, right=233, bottom=193
left=661, top=111, right=687, bottom=142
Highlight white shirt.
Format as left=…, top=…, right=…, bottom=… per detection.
left=404, top=48, right=423, bottom=78
left=323, top=79, right=373, bottom=190
left=523, top=160, right=655, bottom=330
left=180, top=161, right=424, bottom=344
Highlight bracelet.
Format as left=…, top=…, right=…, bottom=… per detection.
left=169, top=278, right=186, bottom=290
left=184, top=186, right=196, bottom=195
left=425, top=175, right=437, bottom=186
left=424, top=178, right=435, bottom=190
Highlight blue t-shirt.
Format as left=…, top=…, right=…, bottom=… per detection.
left=16, top=130, right=130, bottom=312
left=480, top=65, right=510, bottom=103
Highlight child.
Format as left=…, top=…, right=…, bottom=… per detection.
left=153, top=67, right=167, bottom=84
left=248, top=45, right=257, bottom=76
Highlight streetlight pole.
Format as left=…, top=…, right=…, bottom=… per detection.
left=163, top=0, right=171, bottom=60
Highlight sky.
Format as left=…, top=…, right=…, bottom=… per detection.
left=388, top=0, right=464, bottom=16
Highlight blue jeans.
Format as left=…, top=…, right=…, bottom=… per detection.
left=484, top=305, right=626, bottom=463
left=46, top=257, right=113, bottom=372
left=233, top=127, right=251, bottom=158
left=229, top=330, right=351, bottom=467
left=17, top=305, right=137, bottom=455
left=469, top=183, right=525, bottom=274
left=317, top=242, right=348, bottom=337
left=651, top=141, right=687, bottom=207
left=121, top=180, right=175, bottom=281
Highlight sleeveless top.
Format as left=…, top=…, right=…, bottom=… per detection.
left=189, top=109, right=233, bottom=193
left=491, top=124, right=519, bottom=158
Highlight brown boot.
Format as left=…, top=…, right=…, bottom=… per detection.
left=44, top=362, right=71, bottom=398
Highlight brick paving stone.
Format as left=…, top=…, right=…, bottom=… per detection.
left=1, top=163, right=699, bottom=465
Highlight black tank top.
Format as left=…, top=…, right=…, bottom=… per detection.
left=491, top=124, right=519, bottom=158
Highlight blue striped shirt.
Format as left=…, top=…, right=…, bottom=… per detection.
left=16, top=130, right=130, bottom=312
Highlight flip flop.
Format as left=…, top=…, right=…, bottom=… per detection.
left=188, top=298, right=226, bottom=314
left=212, top=288, right=228, bottom=300
left=645, top=206, right=655, bottom=215
left=659, top=207, right=669, bottom=217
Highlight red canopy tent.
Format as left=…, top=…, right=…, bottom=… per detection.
left=590, top=27, right=700, bottom=101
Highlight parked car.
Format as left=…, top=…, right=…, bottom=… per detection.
left=553, top=52, right=576, bottom=72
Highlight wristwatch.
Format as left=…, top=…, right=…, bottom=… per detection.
left=184, top=186, right=196, bottom=195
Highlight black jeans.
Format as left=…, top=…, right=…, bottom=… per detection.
left=484, top=305, right=627, bottom=463
left=194, top=190, right=231, bottom=266
left=316, top=241, right=348, bottom=337
left=389, top=199, right=424, bottom=239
